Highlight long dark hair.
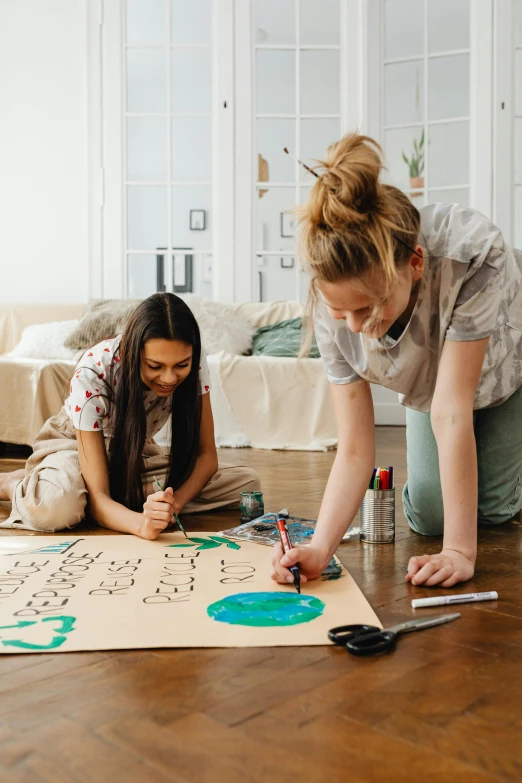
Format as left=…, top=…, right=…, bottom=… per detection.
left=108, top=293, right=202, bottom=512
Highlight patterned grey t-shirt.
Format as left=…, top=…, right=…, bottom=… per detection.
left=314, top=202, right=522, bottom=412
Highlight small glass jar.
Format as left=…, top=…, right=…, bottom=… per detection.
left=239, top=491, right=265, bottom=523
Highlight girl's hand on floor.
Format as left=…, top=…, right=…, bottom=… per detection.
left=139, top=488, right=176, bottom=540
left=406, top=548, right=475, bottom=588
left=270, top=543, right=329, bottom=585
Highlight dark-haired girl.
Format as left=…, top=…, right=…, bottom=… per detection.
left=0, top=293, right=260, bottom=539
left=272, top=132, right=522, bottom=589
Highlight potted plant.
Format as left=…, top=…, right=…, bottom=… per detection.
left=402, top=129, right=425, bottom=190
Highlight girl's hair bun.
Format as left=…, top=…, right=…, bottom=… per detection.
left=307, top=134, right=384, bottom=231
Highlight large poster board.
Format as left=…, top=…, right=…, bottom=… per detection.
left=0, top=534, right=381, bottom=653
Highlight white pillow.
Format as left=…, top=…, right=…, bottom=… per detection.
left=7, top=320, right=80, bottom=360
left=179, top=295, right=255, bottom=355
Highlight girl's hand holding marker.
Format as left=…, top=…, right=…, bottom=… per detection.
left=140, top=484, right=177, bottom=541
left=271, top=541, right=328, bottom=587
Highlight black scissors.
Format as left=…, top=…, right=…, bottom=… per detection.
left=328, top=613, right=460, bottom=657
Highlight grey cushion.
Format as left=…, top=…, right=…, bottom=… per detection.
left=64, top=299, right=139, bottom=350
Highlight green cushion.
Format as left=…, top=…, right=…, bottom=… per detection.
left=251, top=318, right=320, bottom=358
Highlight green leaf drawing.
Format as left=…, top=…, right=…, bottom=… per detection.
left=208, top=536, right=241, bottom=550
left=168, top=536, right=241, bottom=551
left=0, top=615, right=76, bottom=651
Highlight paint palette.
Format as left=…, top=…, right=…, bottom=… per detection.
left=221, top=513, right=359, bottom=548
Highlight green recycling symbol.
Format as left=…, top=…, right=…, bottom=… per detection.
left=0, top=616, right=76, bottom=651
left=168, top=536, right=240, bottom=551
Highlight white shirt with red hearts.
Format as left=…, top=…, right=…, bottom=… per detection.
left=65, top=335, right=211, bottom=436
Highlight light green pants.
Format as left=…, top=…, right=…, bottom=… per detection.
left=402, top=384, right=522, bottom=536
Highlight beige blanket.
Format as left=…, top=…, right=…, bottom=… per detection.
left=0, top=358, right=75, bottom=445
left=217, top=352, right=337, bottom=451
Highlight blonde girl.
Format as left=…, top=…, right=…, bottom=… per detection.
left=272, top=133, right=522, bottom=589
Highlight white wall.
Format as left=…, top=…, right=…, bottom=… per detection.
left=0, top=0, right=89, bottom=304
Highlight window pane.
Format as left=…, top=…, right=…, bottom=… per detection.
left=384, top=127, right=425, bottom=192
left=256, top=50, right=295, bottom=114
left=189, top=253, right=213, bottom=298
left=171, top=0, right=211, bottom=45
left=127, top=254, right=159, bottom=298
left=126, top=49, right=167, bottom=113
left=126, top=0, right=167, bottom=45
left=384, top=0, right=424, bottom=60
left=300, top=118, right=341, bottom=182
left=171, top=185, right=212, bottom=251
left=171, top=117, right=211, bottom=181
left=255, top=0, right=295, bottom=45
left=384, top=60, right=424, bottom=126
left=428, top=121, right=469, bottom=187
left=257, top=256, right=297, bottom=302
left=257, top=119, right=296, bottom=182
left=428, top=54, right=469, bottom=121
left=127, top=117, right=167, bottom=181
left=300, top=0, right=340, bottom=45
left=300, top=50, right=340, bottom=114
left=127, top=186, right=168, bottom=250
left=427, top=188, right=469, bottom=207
left=256, top=187, right=296, bottom=252
left=171, top=48, right=212, bottom=114
left=428, top=0, right=469, bottom=53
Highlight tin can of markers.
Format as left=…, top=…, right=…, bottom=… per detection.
left=239, top=491, right=264, bottom=523
left=359, top=488, right=395, bottom=544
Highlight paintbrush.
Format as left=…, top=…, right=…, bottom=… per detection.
left=153, top=475, right=188, bottom=538
left=283, top=148, right=319, bottom=179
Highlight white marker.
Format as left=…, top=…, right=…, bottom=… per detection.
left=411, top=591, right=498, bottom=609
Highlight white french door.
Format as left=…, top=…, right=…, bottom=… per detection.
left=91, top=0, right=498, bottom=306
left=378, top=0, right=493, bottom=216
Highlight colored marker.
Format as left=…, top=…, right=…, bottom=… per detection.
left=154, top=475, right=188, bottom=538
left=276, top=515, right=301, bottom=594
left=411, top=591, right=498, bottom=609
left=380, top=469, right=389, bottom=490
left=369, top=468, right=377, bottom=489
left=388, top=466, right=394, bottom=490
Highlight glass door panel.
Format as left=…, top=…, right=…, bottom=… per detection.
left=123, top=0, right=213, bottom=299
left=428, top=54, right=469, bottom=120
left=127, top=186, right=168, bottom=250
left=254, top=0, right=295, bottom=45
left=300, top=119, right=341, bottom=182
left=384, top=0, right=424, bottom=60
left=256, top=50, right=296, bottom=114
left=428, top=0, right=469, bottom=53
left=257, top=257, right=298, bottom=303
left=253, top=0, right=342, bottom=302
left=300, top=50, right=341, bottom=114
left=382, top=0, right=471, bottom=209
left=256, top=188, right=296, bottom=253
left=256, top=119, right=296, bottom=182
left=126, top=0, right=167, bottom=44
left=428, top=122, right=469, bottom=187
left=384, top=61, right=424, bottom=126
left=300, top=0, right=340, bottom=45
left=126, top=117, right=168, bottom=181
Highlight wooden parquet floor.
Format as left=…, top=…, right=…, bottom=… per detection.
left=0, top=428, right=521, bottom=783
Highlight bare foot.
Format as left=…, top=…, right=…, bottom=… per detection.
left=0, top=469, right=26, bottom=501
